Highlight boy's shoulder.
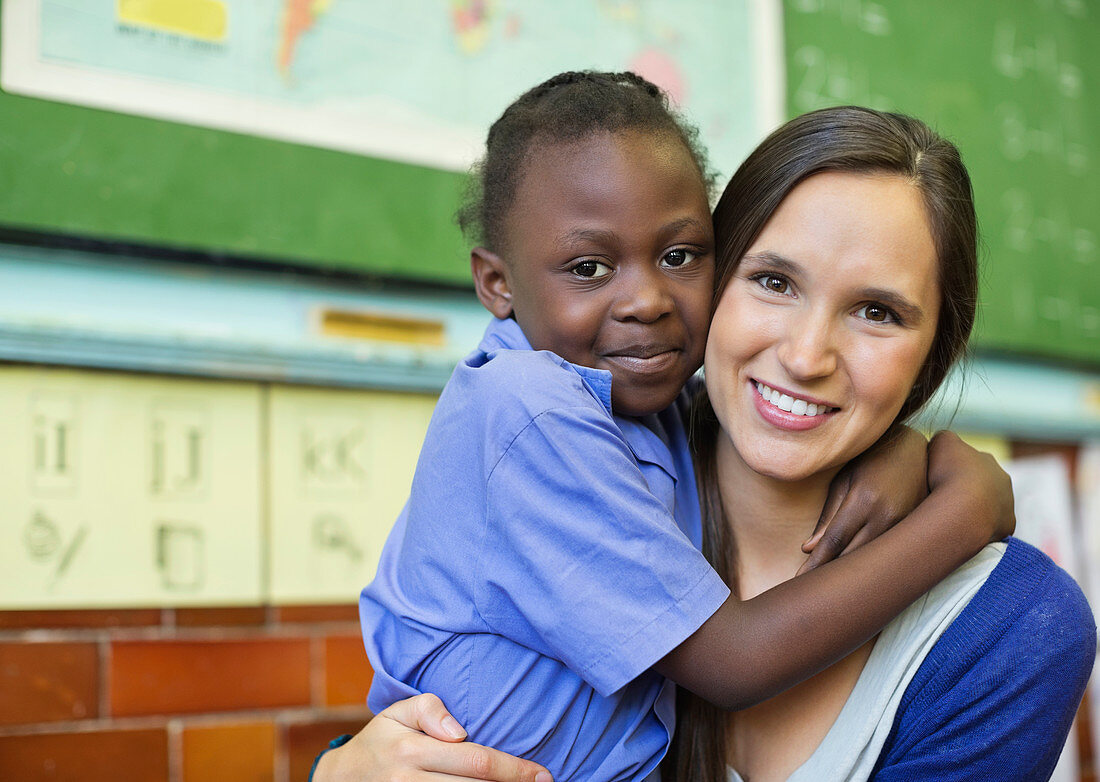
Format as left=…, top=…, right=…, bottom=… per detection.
left=452, top=339, right=613, bottom=422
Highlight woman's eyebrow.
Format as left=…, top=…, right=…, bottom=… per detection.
left=740, top=251, right=802, bottom=277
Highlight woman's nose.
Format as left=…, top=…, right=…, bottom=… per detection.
left=776, top=311, right=838, bottom=380
left=612, top=266, right=674, bottom=323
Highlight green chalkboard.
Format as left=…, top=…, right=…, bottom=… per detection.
left=0, top=76, right=470, bottom=285
left=783, top=0, right=1098, bottom=365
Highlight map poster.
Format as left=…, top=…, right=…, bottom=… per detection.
left=1, top=0, right=783, bottom=175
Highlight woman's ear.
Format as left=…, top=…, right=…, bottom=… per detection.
left=471, top=247, right=514, bottom=319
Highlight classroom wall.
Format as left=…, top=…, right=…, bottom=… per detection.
left=1, top=1, right=1098, bottom=781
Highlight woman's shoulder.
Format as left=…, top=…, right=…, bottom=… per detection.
left=919, top=536, right=1095, bottom=688
left=984, top=537, right=1095, bottom=628
left=876, top=537, right=1097, bottom=778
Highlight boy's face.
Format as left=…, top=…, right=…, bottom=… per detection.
left=481, top=131, right=714, bottom=417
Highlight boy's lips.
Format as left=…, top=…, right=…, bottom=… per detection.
left=603, top=346, right=681, bottom=375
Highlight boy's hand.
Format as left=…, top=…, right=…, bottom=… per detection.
left=313, top=694, right=552, bottom=782
left=798, top=426, right=929, bottom=574
left=927, top=430, right=1015, bottom=543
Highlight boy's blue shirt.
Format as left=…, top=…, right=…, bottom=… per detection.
left=361, top=317, right=730, bottom=781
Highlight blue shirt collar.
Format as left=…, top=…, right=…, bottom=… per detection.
left=478, top=317, right=677, bottom=485
left=479, top=318, right=614, bottom=416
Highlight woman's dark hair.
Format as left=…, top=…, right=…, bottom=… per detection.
left=456, top=70, right=716, bottom=253
left=667, top=106, right=979, bottom=782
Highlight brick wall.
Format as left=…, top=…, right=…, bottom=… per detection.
left=0, top=604, right=372, bottom=782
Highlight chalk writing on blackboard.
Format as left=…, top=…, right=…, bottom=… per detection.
left=788, top=0, right=891, bottom=36
left=1002, top=189, right=1096, bottom=264
left=1034, top=0, right=1087, bottom=18
left=996, top=102, right=1087, bottom=174
left=791, top=46, right=890, bottom=113
left=992, top=20, right=1082, bottom=97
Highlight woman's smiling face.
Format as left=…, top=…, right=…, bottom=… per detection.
left=704, top=170, right=942, bottom=483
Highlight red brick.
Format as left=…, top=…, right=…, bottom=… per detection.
left=285, top=716, right=372, bottom=782
left=275, top=604, right=358, bottom=624
left=0, top=642, right=98, bottom=725
left=182, top=721, right=275, bottom=782
left=174, top=607, right=267, bottom=628
left=0, top=608, right=161, bottom=629
left=110, top=638, right=310, bottom=716
left=0, top=728, right=168, bottom=781
left=324, top=634, right=373, bottom=707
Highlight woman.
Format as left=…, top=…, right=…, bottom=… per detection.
left=316, top=107, right=1095, bottom=781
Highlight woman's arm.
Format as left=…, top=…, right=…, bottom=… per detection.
left=655, top=432, right=1016, bottom=710
left=311, top=695, right=552, bottom=782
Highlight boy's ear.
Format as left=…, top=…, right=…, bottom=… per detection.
left=471, top=247, right=514, bottom=319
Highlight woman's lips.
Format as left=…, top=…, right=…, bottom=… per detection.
left=752, top=380, right=837, bottom=431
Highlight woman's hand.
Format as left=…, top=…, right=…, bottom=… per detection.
left=312, top=694, right=552, bottom=782
left=926, top=430, right=1015, bottom=543
left=798, top=426, right=929, bottom=573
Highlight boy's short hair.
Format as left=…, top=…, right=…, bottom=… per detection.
left=457, top=70, right=716, bottom=254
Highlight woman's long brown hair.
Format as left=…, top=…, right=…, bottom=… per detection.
left=663, top=106, right=979, bottom=782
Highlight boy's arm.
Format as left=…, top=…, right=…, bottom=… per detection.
left=654, top=431, right=1015, bottom=711
left=798, top=425, right=929, bottom=573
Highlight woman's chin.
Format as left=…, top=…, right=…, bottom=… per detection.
left=740, top=450, right=822, bottom=484
left=733, top=441, right=850, bottom=486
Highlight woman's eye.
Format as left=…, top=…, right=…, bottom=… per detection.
left=754, top=274, right=790, bottom=294
left=572, top=260, right=612, bottom=278
left=660, top=248, right=698, bottom=268
left=855, top=303, right=898, bottom=324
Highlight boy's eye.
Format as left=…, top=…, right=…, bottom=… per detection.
left=753, top=273, right=790, bottom=294
left=855, top=303, right=899, bottom=324
left=660, top=248, right=699, bottom=268
left=572, top=260, right=612, bottom=278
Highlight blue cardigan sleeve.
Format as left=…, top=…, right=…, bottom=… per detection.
left=871, top=539, right=1096, bottom=781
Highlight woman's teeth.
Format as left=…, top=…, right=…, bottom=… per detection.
left=754, top=382, right=832, bottom=417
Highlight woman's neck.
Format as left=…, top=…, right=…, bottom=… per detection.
left=714, top=434, right=839, bottom=599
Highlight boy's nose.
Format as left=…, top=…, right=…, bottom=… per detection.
left=611, top=267, right=674, bottom=323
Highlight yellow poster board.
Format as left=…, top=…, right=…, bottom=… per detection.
left=0, top=366, right=262, bottom=607
left=266, top=385, right=436, bottom=604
